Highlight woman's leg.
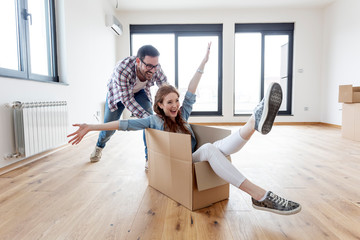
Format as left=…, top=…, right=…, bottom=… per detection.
left=193, top=143, right=246, bottom=187
left=213, top=82, right=283, bottom=155
left=193, top=83, right=301, bottom=215
left=212, top=115, right=255, bottom=156
left=239, top=179, right=266, bottom=201
left=193, top=143, right=266, bottom=199
left=193, top=143, right=301, bottom=215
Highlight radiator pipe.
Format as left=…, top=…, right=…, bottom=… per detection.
left=6, top=101, right=67, bottom=109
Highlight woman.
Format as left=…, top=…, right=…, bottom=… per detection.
left=68, top=43, right=301, bottom=215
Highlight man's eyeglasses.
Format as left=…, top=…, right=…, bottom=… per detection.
left=140, top=58, right=159, bottom=71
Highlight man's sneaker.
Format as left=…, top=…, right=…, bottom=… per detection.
left=252, top=191, right=301, bottom=215
left=90, top=146, right=103, bottom=162
left=253, top=82, right=283, bottom=134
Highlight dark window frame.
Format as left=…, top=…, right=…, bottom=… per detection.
left=130, top=24, right=223, bottom=116
left=0, top=0, right=59, bottom=83
left=234, top=23, right=294, bottom=116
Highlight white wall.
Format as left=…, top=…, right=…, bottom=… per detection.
left=321, top=0, right=360, bottom=125
left=116, top=8, right=324, bottom=124
left=0, top=0, right=118, bottom=168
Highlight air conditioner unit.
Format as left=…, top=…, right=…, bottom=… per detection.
left=105, top=14, right=123, bottom=36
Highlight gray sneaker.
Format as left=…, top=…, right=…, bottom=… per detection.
left=253, top=82, right=283, bottom=134
left=90, top=146, right=103, bottom=162
left=252, top=191, right=301, bottom=215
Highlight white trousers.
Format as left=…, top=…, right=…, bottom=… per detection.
left=192, top=131, right=248, bottom=188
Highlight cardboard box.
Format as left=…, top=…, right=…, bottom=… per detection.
left=145, top=124, right=231, bottom=211
left=342, top=103, right=360, bottom=141
left=339, top=85, right=360, bottom=103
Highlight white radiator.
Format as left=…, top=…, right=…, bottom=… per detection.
left=12, top=101, right=68, bottom=158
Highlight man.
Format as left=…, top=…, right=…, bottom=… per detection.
left=90, top=45, right=168, bottom=163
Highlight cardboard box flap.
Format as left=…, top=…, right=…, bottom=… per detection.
left=190, top=124, right=232, bottom=148
left=146, top=128, right=192, bottom=161
left=339, top=85, right=360, bottom=103
left=339, top=85, right=353, bottom=103
left=353, top=87, right=360, bottom=92
left=146, top=128, right=193, bottom=209
left=190, top=124, right=232, bottom=191
left=194, top=161, right=228, bottom=191
left=353, top=88, right=360, bottom=102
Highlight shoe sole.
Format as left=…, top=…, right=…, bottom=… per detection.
left=252, top=203, right=302, bottom=215
left=258, top=83, right=283, bottom=135
left=90, top=158, right=100, bottom=163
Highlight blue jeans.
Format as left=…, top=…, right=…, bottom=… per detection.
left=96, top=89, right=153, bottom=159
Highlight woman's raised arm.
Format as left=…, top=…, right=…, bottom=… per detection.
left=187, top=42, right=211, bottom=94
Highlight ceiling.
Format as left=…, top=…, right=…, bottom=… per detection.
left=115, top=0, right=336, bottom=11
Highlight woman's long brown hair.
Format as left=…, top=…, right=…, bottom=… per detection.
left=153, top=85, right=191, bottom=135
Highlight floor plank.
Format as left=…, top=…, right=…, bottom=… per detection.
left=0, top=125, right=359, bottom=240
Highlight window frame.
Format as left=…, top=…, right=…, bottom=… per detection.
left=234, top=23, right=294, bottom=116
left=0, top=0, right=59, bottom=83
left=130, top=24, right=223, bottom=116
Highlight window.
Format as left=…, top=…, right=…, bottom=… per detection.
left=234, top=23, right=294, bottom=115
left=130, top=24, right=223, bottom=116
left=0, top=0, right=58, bottom=82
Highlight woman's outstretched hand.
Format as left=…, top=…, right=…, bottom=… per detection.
left=67, top=123, right=91, bottom=145
left=203, top=42, right=211, bottom=64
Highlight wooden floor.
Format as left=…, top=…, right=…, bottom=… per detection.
left=0, top=125, right=360, bottom=240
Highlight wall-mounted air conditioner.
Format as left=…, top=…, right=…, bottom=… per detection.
left=105, top=14, right=123, bottom=36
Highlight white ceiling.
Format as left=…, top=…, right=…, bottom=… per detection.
left=115, top=0, right=336, bottom=11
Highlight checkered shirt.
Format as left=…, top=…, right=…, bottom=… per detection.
left=107, top=56, right=167, bottom=118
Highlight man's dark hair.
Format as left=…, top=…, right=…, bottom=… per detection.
left=137, top=45, right=160, bottom=60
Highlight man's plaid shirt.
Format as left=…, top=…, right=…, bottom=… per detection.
left=107, top=56, right=167, bottom=118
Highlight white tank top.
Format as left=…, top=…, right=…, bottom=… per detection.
left=133, top=78, right=148, bottom=93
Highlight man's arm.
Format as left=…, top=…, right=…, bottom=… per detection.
left=155, top=67, right=168, bottom=87
left=120, top=89, right=151, bottom=118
